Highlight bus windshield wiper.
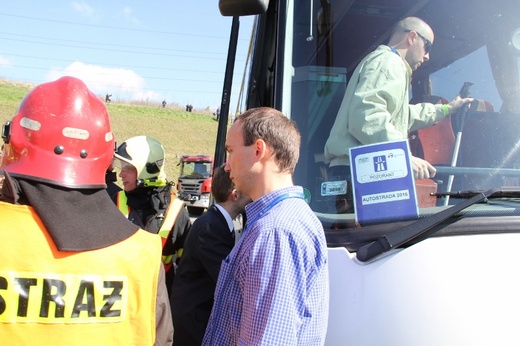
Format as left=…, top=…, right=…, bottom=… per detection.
left=434, top=189, right=520, bottom=198
left=356, top=187, right=520, bottom=262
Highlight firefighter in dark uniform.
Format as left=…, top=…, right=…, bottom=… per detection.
left=112, top=136, right=192, bottom=294
left=0, top=76, right=173, bottom=345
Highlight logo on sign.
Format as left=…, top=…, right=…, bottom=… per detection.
left=355, top=149, right=408, bottom=183
left=373, top=155, right=387, bottom=172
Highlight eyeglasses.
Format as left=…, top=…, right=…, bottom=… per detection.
left=405, top=30, right=432, bottom=54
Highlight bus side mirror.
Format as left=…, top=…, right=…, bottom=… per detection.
left=219, top=0, right=269, bottom=16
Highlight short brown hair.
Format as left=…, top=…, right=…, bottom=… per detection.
left=236, top=107, right=301, bottom=174
left=211, top=163, right=233, bottom=203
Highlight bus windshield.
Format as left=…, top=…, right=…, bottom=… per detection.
left=239, top=0, right=520, bottom=228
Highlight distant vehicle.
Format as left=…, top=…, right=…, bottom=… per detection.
left=177, top=155, right=213, bottom=215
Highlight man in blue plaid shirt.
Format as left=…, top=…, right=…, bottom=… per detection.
left=203, top=107, right=329, bottom=345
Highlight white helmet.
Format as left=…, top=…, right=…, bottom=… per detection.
left=114, top=136, right=167, bottom=183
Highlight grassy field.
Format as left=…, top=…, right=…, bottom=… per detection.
left=0, top=79, right=221, bottom=184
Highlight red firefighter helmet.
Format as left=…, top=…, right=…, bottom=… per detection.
left=0, top=76, right=114, bottom=188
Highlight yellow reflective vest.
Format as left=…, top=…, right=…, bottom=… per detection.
left=116, top=190, right=185, bottom=272
left=0, top=201, right=161, bottom=345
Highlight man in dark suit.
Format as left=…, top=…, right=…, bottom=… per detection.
left=170, top=163, right=251, bottom=345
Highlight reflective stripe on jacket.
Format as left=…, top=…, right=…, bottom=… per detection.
left=116, top=189, right=185, bottom=271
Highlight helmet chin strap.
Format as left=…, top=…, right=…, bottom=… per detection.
left=136, top=178, right=168, bottom=188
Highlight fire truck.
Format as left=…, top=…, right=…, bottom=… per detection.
left=177, top=155, right=213, bottom=215
left=215, top=0, right=520, bottom=344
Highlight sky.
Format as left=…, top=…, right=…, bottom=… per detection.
left=0, top=1, right=255, bottom=112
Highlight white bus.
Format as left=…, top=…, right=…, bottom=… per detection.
left=215, top=1, right=520, bottom=344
